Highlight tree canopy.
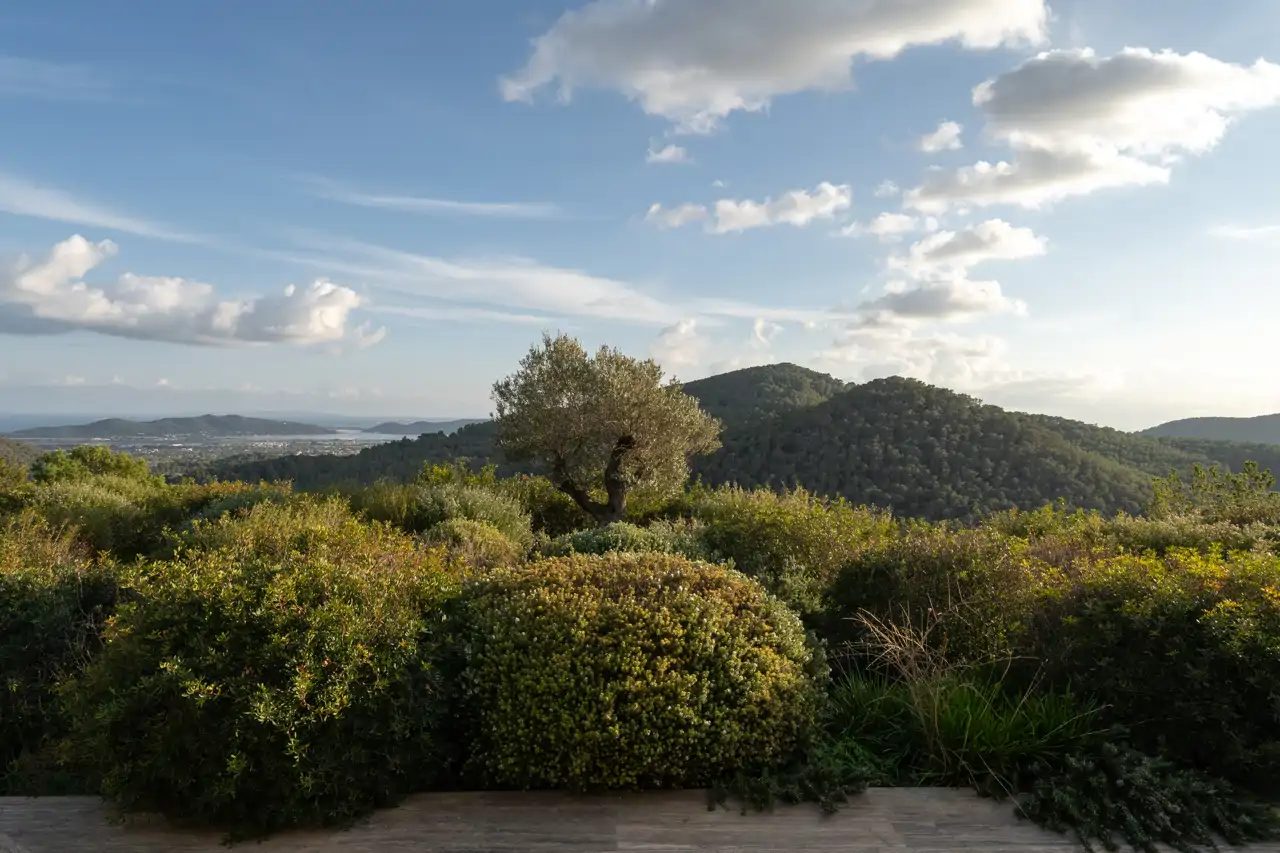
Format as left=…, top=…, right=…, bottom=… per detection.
left=492, top=333, right=721, bottom=524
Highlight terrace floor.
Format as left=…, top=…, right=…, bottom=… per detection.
left=2, top=787, right=1277, bottom=852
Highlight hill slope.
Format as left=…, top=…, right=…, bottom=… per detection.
left=363, top=419, right=485, bottom=436
left=198, top=365, right=1280, bottom=519
left=10, top=414, right=336, bottom=440
left=0, top=437, right=39, bottom=468
left=692, top=377, right=1158, bottom=520
left=1142, top=413, right=1280, bottom=446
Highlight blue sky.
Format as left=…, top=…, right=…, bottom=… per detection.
left=2, top=0, right=1279, bottom=429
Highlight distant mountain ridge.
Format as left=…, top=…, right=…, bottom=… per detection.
left=9, top=414, right=336, bottom=440
left=188, top=364, right=1280, bottom=520
left=1143, top=413, right=1280, bottom=446
left=363, top=419, right=485, bottom=436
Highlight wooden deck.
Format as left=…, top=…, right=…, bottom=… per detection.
left=1, top=788, right=1277, bottom=852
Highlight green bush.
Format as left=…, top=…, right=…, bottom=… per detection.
left=1020, top=547, right=1280, bottom=793
left=691, top=486, right=895, bottom=616
left=540, top=520, right=714, bottom=561
left=821, top=525, right=1055, bottom=664
left=351, top=481, right=532, bottom=547
left=0, top=512, right=117, bottom=793
left=458, top=553, right=822, bottom=789
left=31, top=446, right=153, bottom=484
left=1021, top=740, right=1279, bottom=853
left=31, top=477, right=151, bottom=557
left=64, top=500, right=461, bottom=835
left=498, top=474, right=593, bottom=536
left=424, top=518, right=524, bottom=569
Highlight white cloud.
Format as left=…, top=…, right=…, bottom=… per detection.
left=646, top=144, right=691, bottom=164
left=906, top=145, right=1170, bottom=212
left=0, top=56, right=111, bottom=101
left=651, top=183, right=852, bottom=234
left=713, top=182, right=852, bottom=233
left=919, top=120, right=964, bottom=152
left=861, top=276, right=1026, bottom=321
left=844, top=212, right=938, bottom=242
left=874, top=180, right=901, bottom=199
left=0, top=173, right=205, bottom=243
left=0, top=235, right=383, bottom=348
left=1210, top=224, right=1280, bottom=241
left=645, top=202, right=710, bottom=229
left=752, top=317, right=783, bottom=346
left=818, top=320, right=1010, bottom=389
left=891, top=219, right=1047, bottom=278
left=907, top=47, right=1280, bottom=211
left=650, top=318, right=707, bottom=368
left=501, top=0, right=1048, bottom=132
left=304, top=176, right=560, bottom=219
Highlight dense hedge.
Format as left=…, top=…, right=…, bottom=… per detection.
left=0, top=512, right=117, bottom=792
left=457, top=553, right=822, bottom=789
left=64, top=500, right=461, bottom=835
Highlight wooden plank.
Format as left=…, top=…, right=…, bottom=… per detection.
left=0, top=788, right=1276, bottom=852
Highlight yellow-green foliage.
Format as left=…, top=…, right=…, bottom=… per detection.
left=1021, top=547, right=1280, bottom=792
left=424, top=518, right=524, bottom=569
left=348, top=481, right=532, bottom=547
left=31, top=445, right=153, bottom=484
left=0, top=512, right=117, bottom=792
left=539, top=520, right=714, bottom=562
left=458, top=553, right=821, bottom=790
left=65, top=499, right=461, bottom=835
left=691, top=485, right=896, bottom=615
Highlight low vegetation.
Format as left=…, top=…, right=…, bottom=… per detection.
left=3, top=335, right=1280, bottom=851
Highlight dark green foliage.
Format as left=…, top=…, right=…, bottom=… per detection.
left=694, top=377, right=1161, bottom=521
left=692, top=485, right=895, bottom=616
left=539, top=520, right=714, bottom=561
left=1020, top=547, right=1280, bottom=792
left=681, top=363, right=846, bottom=425
left=457, top=553, right=822, bottom=790
left=64, top=499, right=460, bottom=835
left=1021, top=740, right=1279, bottom=853
left=0, top=512, right=117, bottom=793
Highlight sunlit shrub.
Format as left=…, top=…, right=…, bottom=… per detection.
left=539, top=520, right=714, bottom=561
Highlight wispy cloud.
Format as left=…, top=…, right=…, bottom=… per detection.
left=0, top=172, right=208, bottom=244
left=302, top=176, right=563, bottom=219
left=1210, top=224, right=1280, bottom=240
left=0, top=55, right=112, bottom=101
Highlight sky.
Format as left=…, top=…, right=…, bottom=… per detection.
left=2, top=0, right=1279, bottom=429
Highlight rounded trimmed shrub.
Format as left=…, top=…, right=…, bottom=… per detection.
left=65, top=499, right=461, bottom=834
left=457, top=553, right=822, bottom=790
left=0, top=511, right=117, bottom=792
left=540, top=520, right=714, bottom=561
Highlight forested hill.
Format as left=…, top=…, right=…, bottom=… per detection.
left=199, top=365, right=1280, bottom=519
left=10, top=414, right=336, bottom=440
left=0, top=438, right=39, bottom=468
left=1142, top=413, right=1280, bottom=446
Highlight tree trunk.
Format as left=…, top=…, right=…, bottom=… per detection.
left=552, top=437, right=634, bottom=527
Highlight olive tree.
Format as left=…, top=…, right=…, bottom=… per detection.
left=493, top=334, right=721, bottom=525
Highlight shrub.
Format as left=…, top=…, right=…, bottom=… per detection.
left=498, top=474, right=593, bottom=536
left=821, top=525, right=1055, bottom=664
left=1021, top=740, right=1279, bottom=853
left=30, top=446, right=153, bottom=484
left=691, top=486, right=895, bottom=616
left=424, top=518, right=524, bottom=569
left=1020, top=547, right=1280, bottom=793
left=31, top=477, right=150, bottom=557
left=0, top=512, right=117, bottom=793
left=64, top=500, right=461, bottom=835
left=457, top=553, right=822, bottom=790
left=539, top=520, right=714, bottom=561
left=352, top=481, right=532, bottom=547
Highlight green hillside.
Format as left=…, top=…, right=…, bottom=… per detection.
left=1143, top=413, right=1280, bottom=445
left=198, top=364, right=1280, bottom=519
left=10, top=414, right=336, bottom=440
